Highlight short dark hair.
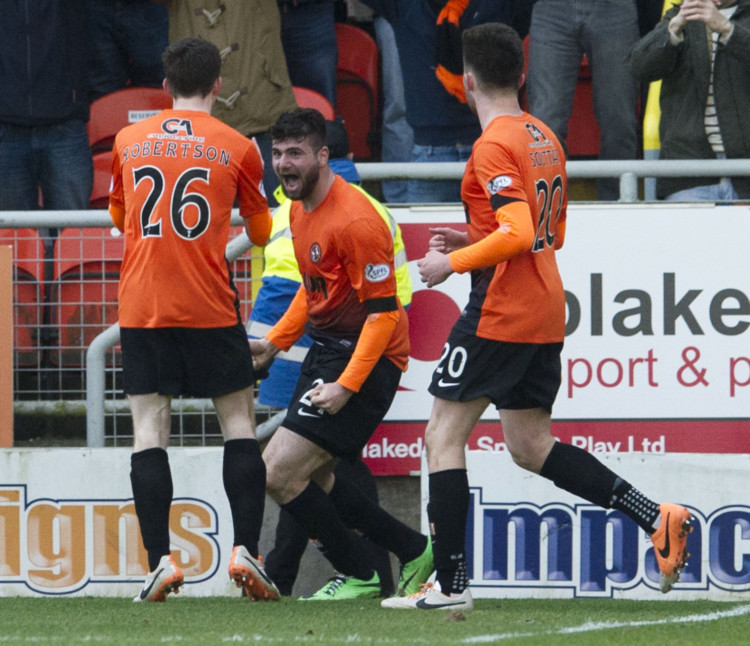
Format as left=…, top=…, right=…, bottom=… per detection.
left=269, top=108, right=327, bottom=152
left=462, top=23, right=524, bottom=91
left=162, top=37, right=222, bottom=98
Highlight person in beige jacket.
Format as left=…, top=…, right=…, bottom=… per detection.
left=165, top=0, right=298, bottom=204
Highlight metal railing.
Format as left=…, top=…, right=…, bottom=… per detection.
left=85, top=231, right=255, bottom=446
left=355, top=159, right=750, bottom=202
left=3, top=215, right=260, bottom=445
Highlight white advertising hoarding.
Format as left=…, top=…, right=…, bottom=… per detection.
left=0, top=448, right=237, bottom=598
left=423, top=451, right=750, bottom=601
left=2, top=447, right=748, bottom=600
left=365, top=204, right=750, bottom=474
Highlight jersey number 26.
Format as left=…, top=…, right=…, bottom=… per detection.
left=133, top=165, right=212, bottom=240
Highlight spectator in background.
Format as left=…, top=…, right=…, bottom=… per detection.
left=526, top=0, right=640, bottom=201
left=362, top=0, right=478, bottom=203
left=346, top=0, right=414, bottom=202
left=628, top=0, right=750, bottom=202
left=249, top=117, right=410, bottom=596
left=279, top=0, right=339, bottom=108
left=636, top=0, right=664, bottom=36
left=87, top=0, right=169, bottom=101
left=0, top=1, right=92, bottom=212
left=164, top=0, right=298, bottom=206
left=373, top=15, right=414, bottom=203
left=471, top=0, right=535, bottom=38
left=360, top=1, right=506, bottom=203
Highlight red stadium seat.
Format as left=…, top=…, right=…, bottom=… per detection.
left=292, top=86, right=335, bottom=120
left=334, top=23, right=379, bottom=160
left=90, top=151, right=113, bottom=209
left=521, top=36, right=600, bottom=157
left=88, top=86, right=172, bottom=151
left=227, top=226, right=257, bottom=322
left=51, top=228, right=125, bottom=366
left=0, top=229, right=46, bottom=367
left=566, top=55, right=600, bottom=157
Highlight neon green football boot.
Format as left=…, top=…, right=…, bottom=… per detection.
left=300, top=571, right=381, bottom=601
left=396, top=538, right=434, bottom=597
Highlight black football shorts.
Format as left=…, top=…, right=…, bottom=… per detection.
left=428, top=326, right=563, bottom=412
left=282, top=339, right=401, bottom=460
left=121, top=323, right=255, bottom=398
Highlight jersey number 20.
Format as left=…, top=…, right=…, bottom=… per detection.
left=533, top=175, right=564, bottom=252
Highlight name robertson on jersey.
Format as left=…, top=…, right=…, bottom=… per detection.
left=122, top=124, right=231, bottom=166
left=120, top=136, right=231, bottom=167
left=120, top=117, right=232, bottom=165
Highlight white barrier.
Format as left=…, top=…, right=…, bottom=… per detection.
left=419, top=451, right=750, bottom=601
left=0, top=448, right=245, bottom=598
left=1, top=446, right=748, bottom=599
left=367, top=202, right=750, bottom=474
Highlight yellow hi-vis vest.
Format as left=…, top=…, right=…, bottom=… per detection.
left=266, top=184, right=413, bottom=308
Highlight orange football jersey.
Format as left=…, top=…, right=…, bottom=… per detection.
left=110, top=109, right=269, bottom=328
left=460, top=113, right=568, bottom=343
left=286, top=175, right=409, bottom=371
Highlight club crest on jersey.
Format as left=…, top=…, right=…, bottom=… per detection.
left=309, top=242, right=322, bottom=264
left=161, top=118, right=194, bottom=136
left=365, top=263, right=390, bottom=283
left=487, top=175, right=512, bottom=194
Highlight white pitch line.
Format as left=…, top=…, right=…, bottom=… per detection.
left=462, top=603, right=750, bottom=644
left=4, top=606, right=750, bottom=645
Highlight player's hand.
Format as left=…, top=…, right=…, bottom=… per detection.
left=309, top=382, right=353, bottom=415
left=428, top=227, right=468, bottom=253
left=249, top=337, right=280, bottom=372
left=418, top=249, right=454, bottom=288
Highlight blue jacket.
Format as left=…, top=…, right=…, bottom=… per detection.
left=360, top=0, right=488, bottom=147
left=0, top=0, right=89, bottom=126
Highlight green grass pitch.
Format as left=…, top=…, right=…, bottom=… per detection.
left=1, top=597, right=750, bottom=645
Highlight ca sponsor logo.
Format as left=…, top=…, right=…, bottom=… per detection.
left=525, top=122, right=549, bottom=145
left=161, top=118, right=194, bottom=136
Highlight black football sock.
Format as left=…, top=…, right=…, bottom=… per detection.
left=428, top=469, right=470, bottom=595
left=333, top=459, right=396, bottom=595
left=130, top=447, right=172, bottom=572
left=281, top=482, right=373, bottom=581
left=223, top=438, right=266, bottom=556
left=539, top=442, right=660, bottom=532
left=539, top=441, right=619, bottom=508
left=329, top=472, right=427, bottom=565
left=609, top=479, right=661, bottom=534
left=264, top=507, right=308, bottom=596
